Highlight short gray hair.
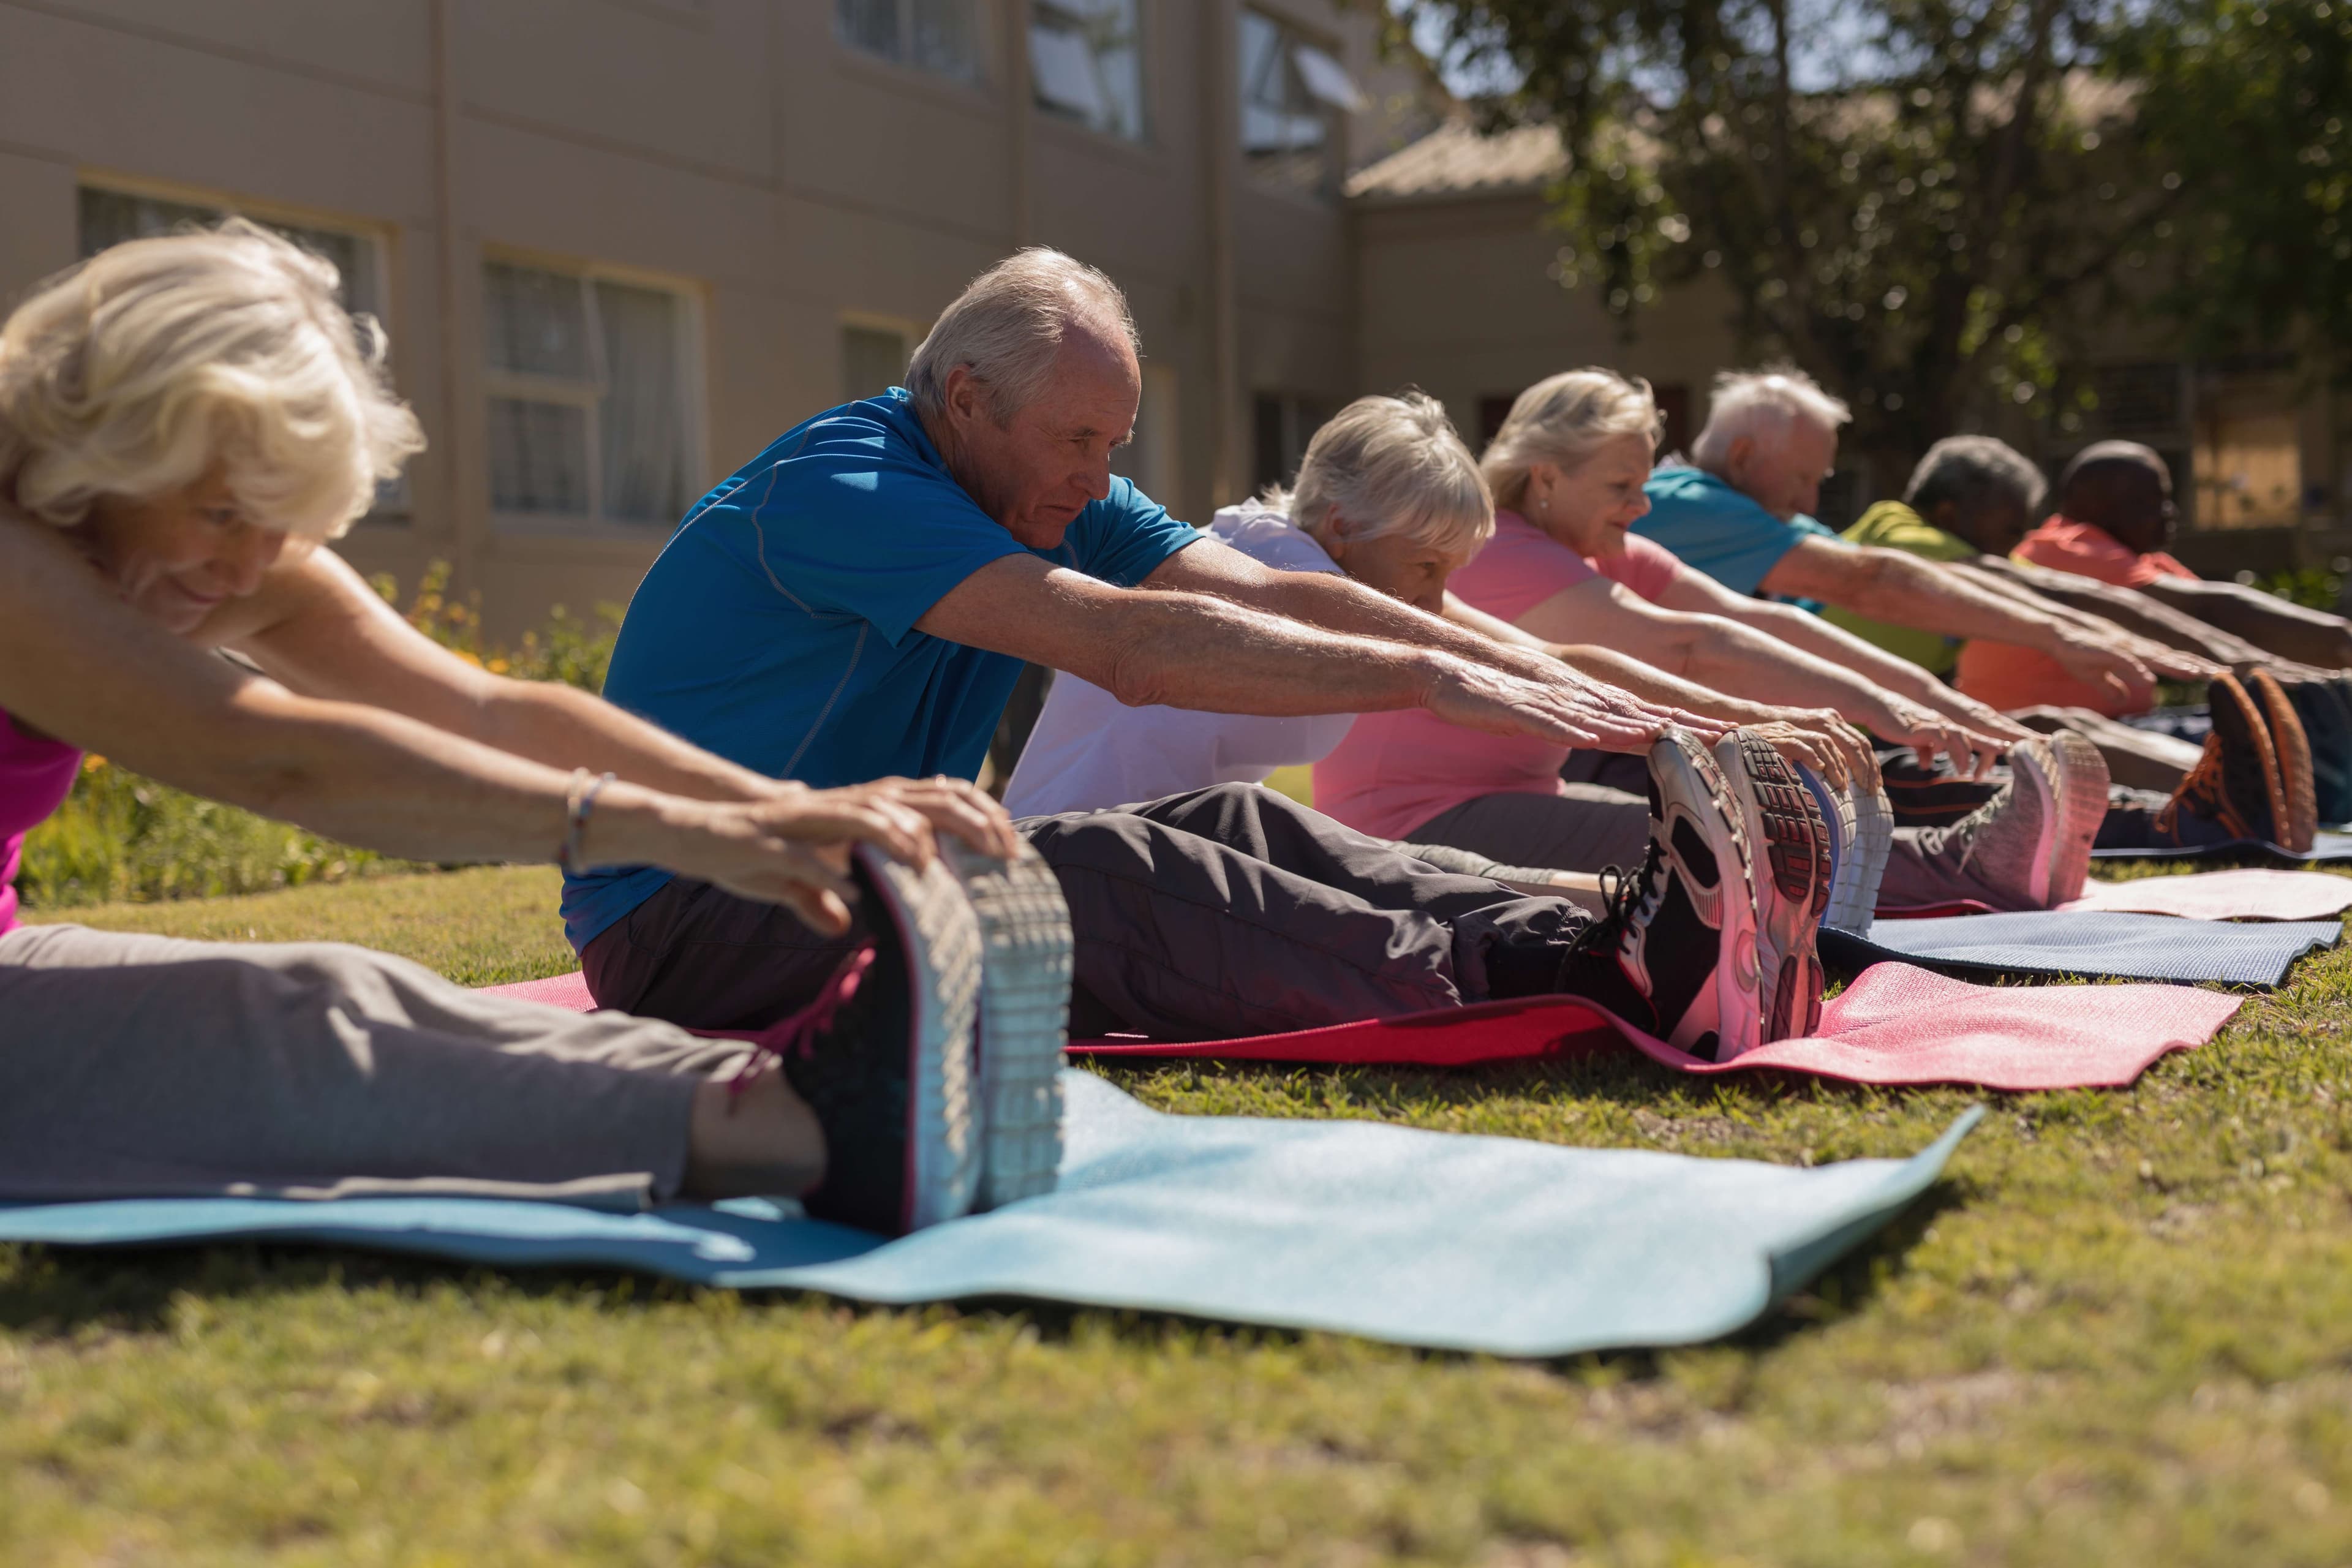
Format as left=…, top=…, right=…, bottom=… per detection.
left=905, top=247, right=1140, bottom=424
left=1281, top=390, right=1493, bottom=560
left=1478, top=369, right=1662, bottom=512
left=1904, top=435, right=2047, bottom=521
left=1691, top=367, right=1851, bottom=472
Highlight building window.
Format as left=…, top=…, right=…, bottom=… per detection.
left=482, top=260, right=698, bottom=530
left=842, top=323, right=911, bottom=401
left=1031, top=0, right=1145, bottom=142
left=837, top=0, right=982, bottom=83
left=1238, top=9, right=1364, bottom=198
left=1252, top=391, right=1337, bottom=493
left=78, top=183, right=402, bottom=517
left=2194, top=405, right=2302, bottom=530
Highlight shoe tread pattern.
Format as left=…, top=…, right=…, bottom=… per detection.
left=854, top=846, right=982, bottom=1229
left=943, top=840, right=1072, bottom=1209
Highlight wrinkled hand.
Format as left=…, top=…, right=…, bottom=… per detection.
left=2123, top=635, right=2222, bottom=684
left=1874, top=693, right=2007, bottom=781
left=680, top=777, right=1018, bottom=935
left=2048, top=630, right=2158, bottom=711
left=1743, top=712, right=1877, bottom=793
left=1425, top=656, right=1703, bottom=753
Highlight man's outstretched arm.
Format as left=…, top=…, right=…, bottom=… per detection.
left=2135, top=576, right=2352, bottom=669
left=913, top=553, right=1683, bottom=755
left=1758, top=536, right=2164, bottom=707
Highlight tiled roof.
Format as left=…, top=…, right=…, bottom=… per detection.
left=1344, top=119, right=1566, bottom=204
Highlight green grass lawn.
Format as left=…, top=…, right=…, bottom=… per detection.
left=7, top=864, right=2352, bottom=1565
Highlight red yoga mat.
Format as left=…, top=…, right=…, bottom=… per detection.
left=480, top=963, right=2239, bottom=1092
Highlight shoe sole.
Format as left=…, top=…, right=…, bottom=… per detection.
left=1839, top=781, right=1894, bottom=932
left=1713, top=732, right=1828, bottom=1041
left=853, top=845, right=982, bottom=1231
left=2208, top=673, right=2288, bottom=845
left=2000, top=737, right=2067, bottom=909
left=2247, top=669, right=2319, bottom=853
left=2043, top=731, right=2109, bottom=905
left=1647, top=732, right=1766, bottom=1060
left=941, top=838, right=1071, bottom=1210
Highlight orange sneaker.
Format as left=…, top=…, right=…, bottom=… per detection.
left=2154, top=673, right=2287, bottom=846
left=2244, top=668, right=2318, bottom=851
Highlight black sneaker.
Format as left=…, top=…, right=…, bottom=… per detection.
left=1553, top=730, right=1768, bottom=1063
left=1712, top=730, right=1831, bottom=1039
left=940, top=838, right=1071, bottom=1211
left=750, top=848, right=982, bottom=1235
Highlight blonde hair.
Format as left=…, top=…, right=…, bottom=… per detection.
left=1690, top=366, right=1850, bottom=473
left=1276, top=391, right=1493, bottom=561
left=0, top=219, right=423, bottom=539
left=906, top=247, right=1139, bottom=424
left=1479, top=369, right=1662, bottom=512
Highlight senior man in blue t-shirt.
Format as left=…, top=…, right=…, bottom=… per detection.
left=564, top=250, right=1800, bottom=1059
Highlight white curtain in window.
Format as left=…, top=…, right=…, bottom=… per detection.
left=596, top=281, right=688, bottom=525
left=488, top=398, right=590, bottom=514
left=484, top=263, right=594, bottom=379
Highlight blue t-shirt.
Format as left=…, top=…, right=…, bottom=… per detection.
left=561, top=387, right=1200, bottom=951
left=1632, top=465, right=1839, bottom=600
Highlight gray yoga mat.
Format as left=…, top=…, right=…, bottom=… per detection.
left=1821, top=910, right=2339, bottom=988
left=0, top=1074, right=1981, bottom=1359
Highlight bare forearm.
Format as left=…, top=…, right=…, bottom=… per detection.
left=1720, top=599, right=1967, bottom=711
left=1256, top=571, right=1560, bottom=685
left=127, top=691, right=713, bottom=871
left=1988, top=559, right=2258, bottom=661
left=475, top=679, right=782, bottom=804
left=1103, top=592, right=1441, bottom=715
left=2141, top=580, right=2352, bottom=667
left=1678, top=623, right=1917, bottom=733
left=1553, top=646, right=1776, bottom=727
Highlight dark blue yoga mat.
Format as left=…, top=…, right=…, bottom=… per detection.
left=0, top=1074, right=1981, bottom=1358
left=1824, top=911, right=2339, bottom=987
left=2092, top=830, right=2352, bottom=864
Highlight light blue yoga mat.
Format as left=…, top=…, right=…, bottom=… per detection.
left=0, top=1074, right=1982, bottom=1357
left=1827, top=910, right=2339, bottom=987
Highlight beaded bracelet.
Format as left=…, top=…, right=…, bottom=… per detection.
left=559, top=769, right=616, bottom=874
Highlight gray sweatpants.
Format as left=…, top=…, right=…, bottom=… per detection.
left=0, top=923, right=746, bottom=1205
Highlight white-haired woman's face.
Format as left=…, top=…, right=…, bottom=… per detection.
left=1523, top=431, right=1655, bottom=559
left=1321, top=518, right=1472, bottom=614
left=78, top=466, right=290, bottom=634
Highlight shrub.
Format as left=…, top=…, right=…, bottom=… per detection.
left=17, top=565, right=623, bottom=910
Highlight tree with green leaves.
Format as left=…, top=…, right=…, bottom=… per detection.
left=1389, top=1, right=2352, bottom=475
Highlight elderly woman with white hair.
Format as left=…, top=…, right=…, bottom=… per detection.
left=0, top=223, right=1038, bottom=1235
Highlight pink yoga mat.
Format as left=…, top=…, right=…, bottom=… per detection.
left=480, top=964, right=2238, bottom=1091
left=2058, top=869, right=2352, bottom=922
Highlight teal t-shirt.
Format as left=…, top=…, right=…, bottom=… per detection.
left=1633, top=465, right=1837, bottom=600
left=561, top=388, right=1200, bottom=951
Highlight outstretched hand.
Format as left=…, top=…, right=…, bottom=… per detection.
left=2049, top=631, right=2158, bottom=712
left=1423, top=656, right=1713, bottom=754
left=677, top=776, right=1018, bottom=935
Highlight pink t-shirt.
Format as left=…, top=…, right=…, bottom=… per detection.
left=0, top=709, right=83, bottom=937
left=1313, top=512, right=1683, bottom=839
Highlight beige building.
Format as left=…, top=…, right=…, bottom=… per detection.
left=1, top=0, right=1437, bottom=636
left=1346, top=120, right=2351, bottom=580
left=6, top=2, right=2337, bottom=640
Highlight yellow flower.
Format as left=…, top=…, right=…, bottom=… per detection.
left=486, top=657, right=511, bottom=675
left=453, top=649, right=484, bottom=668
left=81, top=754, right=108, bottom=773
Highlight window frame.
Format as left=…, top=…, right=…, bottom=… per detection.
left=480, top=248, right=708, bottom=540
left=1236, top=7, right=1357, bottom=202
left=1029, top=0, right=1150, bottom=146
left=839, top=311, right=927, bottom=404
left=834, top=0, right=991, bottom=90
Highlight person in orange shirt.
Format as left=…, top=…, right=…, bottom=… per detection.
left=1958, top=442, right=2352, bottom=834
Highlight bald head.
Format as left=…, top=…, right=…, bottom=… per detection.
left=2057, top=440, right=2175, bottom=555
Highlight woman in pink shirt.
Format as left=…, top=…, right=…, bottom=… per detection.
left=1322, top=369, right=2106, bottom=916
left=0, top=224, right=1030, bottom=1234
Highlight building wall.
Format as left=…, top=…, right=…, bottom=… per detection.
left=0, top=0, right=1401, bottom=639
